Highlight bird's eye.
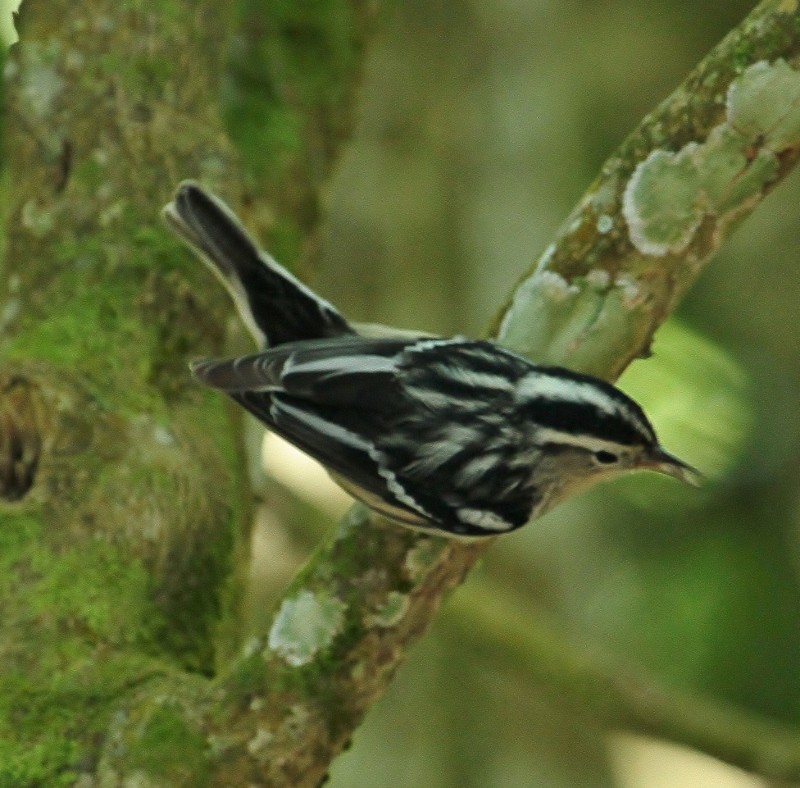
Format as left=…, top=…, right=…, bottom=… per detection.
left=594, top=450, right=618, bottom=465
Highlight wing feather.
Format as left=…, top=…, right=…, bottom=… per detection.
left=191, top=337, right=412, bottom=405
left=191, top=336, right=541, bottom=535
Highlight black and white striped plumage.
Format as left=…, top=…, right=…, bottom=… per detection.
left=164, top=182, right=699, bottom=538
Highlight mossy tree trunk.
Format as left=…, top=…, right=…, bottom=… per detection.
left=0, top=0, right=375, bottom=784
left=3, top=0, right=800, bottom=785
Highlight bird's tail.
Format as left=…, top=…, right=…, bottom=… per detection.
left=163, top=182, right=354, bottom=347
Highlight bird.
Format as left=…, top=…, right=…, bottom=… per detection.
left=163, top=182, right=699, bottom=538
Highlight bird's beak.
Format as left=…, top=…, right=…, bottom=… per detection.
left=641, top=446, right=703, bottom=487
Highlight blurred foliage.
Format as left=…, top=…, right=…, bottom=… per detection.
left=618, top=318, right=752, bottom=483
left=227, top=0, right=800, bottom=785
left=0, top=0, right=17, bottom=44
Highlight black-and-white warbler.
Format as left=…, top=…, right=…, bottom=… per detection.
left=164, top=182, right=699, bottom=538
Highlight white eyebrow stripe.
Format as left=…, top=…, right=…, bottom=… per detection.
left=533, top=427, right=628, bottom=453
left=517, top=373, right=653, bottom=439
left=517, top=374, right=618, bottom=414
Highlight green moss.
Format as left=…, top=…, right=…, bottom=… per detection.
left=4, top=275, right=158, bottom=413
left=223, top=0, right=366, bottom=261
left=0, top=735, right=80, bottom=787
left=81, top=402, right=247, bottom=674
left=0, top=0, right=252, bottom=780
left=226, top=0, right=359, bottom=146
left=729, top=37, right=755, bottom=72
left=221, top=648, right=269, bottom=701
left=95, top=48, right=177, bottom=95
left=0, top=466, right=228, bottom=779
left=3, top=230, right=228, bottom=415
left=69, top=156, right=106, bottom=193
left=0, top=636, right=166, bottom=786
left=264, top=217, right=306, bottom=269
left=30, top=540, right=157, bottom=647
left=0, top=511, right=160, bottom=666
left=0, top=511, right=41, bottom=561
left=128, top=701, right=210, bottom=784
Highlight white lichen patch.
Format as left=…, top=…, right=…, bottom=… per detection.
left=623, top=59, right=800, bottom=256
left=152, top=425, right=175, bottom=447
left=246, top=727, right=274, bottom=761
left=249, top=696, right=265, bottom=712
left=118, top=770, right=163, bottom=787
left=536, top=270, right=581, bottom=302
left=499, top=265, right=633, bottom=364
left=623, top=146, right=703, bottom=255
left=696, top=124, right=775, bottom=211
left=17, top=41, right=65, bottom=119
left=727, top=59, right=800, bottom=148
left=596, top=214, right=614, bottom=234
left=0, top=299, right=20, bottom=332
left=21, top=200, right=54, bottom=237
left=590, top=174, right=620, bottom=216
left=266, top=590, right=346, bottom=667
left=64, top=49, right=85, bottom=72
left=281, top=704, right=311, bottom=737
left=585, top=268, right=611, bottom=289
left=614, top=273, right=644, bottom=309
left=497, top=270, right=580, bottom=349
left=207, top=733, right=239, bottom=757
left=368, top=591, right=410, bottom=628
left=335, top=502, right=369, bottom=540
left=241, top=636, right=261, bottom=659
left=499, top=265, right=653, bottom=374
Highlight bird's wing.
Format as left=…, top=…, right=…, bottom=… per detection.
left=191, top=337, right=437, bottom=525
left=191, top=337, right=539, bottom=535
left=190, top=336, right=409, bottom=402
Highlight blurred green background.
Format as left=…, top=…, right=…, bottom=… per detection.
left=254, top=2, right=800, bottom=786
